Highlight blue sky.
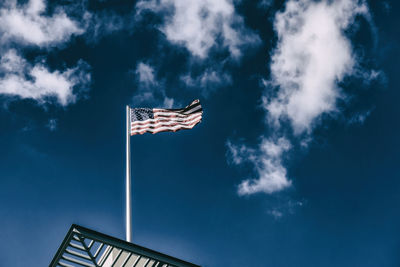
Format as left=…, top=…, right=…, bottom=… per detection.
left=0, top=0, right=399, bottom=266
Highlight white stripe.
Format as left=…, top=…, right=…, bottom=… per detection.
left=131, top=116, right=202, bottom=131
left=131, top=117, right=201, bottom=132
left=131, top=120, right=200, bottom=134
left=131, top=112, right=202, bottom=126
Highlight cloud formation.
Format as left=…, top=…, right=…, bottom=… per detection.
left=0, top=50, right=90, bottom=106
left=0, top=0, right=84, bottom=46
left=228, top=137, right=292, bottom=195
left=230, top=0, right=373, bottom=195
left=265, top=0, right=368, bottom=134
left=136, top=0, right=259, bottom=59
left=136, top=62, right=157, bottom=87
left=133, top=62, right=174, bottom=108
left=0, top=0, right=90, bottom=106
left=135, top=0, right=258, bottom=102
left=46, top=118, right=57, bottom=131
left=181, top=67, right=232, bottom=96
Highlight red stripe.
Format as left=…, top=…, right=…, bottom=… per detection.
left=131, top=113, right=202, bottom=126
left=131, top=120, right=201, bottom=135
left=131, top=117, right=201, bottom=131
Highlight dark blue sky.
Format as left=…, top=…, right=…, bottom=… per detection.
left=0, top=0, right=399, bottom=266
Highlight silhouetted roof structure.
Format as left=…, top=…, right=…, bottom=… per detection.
left=50, top=224, right=200, bottom=267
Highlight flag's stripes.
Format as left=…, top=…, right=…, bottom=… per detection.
left=131, top=113, right=202, bottom=126
left=152, top=112, right=196, bottom=118
left=131, top=121, right=200, bottom=135
left=130, top=99, right=202, bottom=135
left=153, top=102, right=202, bottom=115
left=152, top=99, right=201, bottom=113
left=131, top=115, right=201, bottom=131
left=153, top=105, right=202, bottom=116
left=131, top=116, right=202, bottom=132
left=183, top=105, right=202, bottom=115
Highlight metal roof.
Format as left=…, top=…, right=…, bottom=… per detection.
left=50, top=224, right=201, bottom=267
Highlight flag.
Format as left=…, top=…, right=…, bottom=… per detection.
left=129, top=99, right=202, bottom=135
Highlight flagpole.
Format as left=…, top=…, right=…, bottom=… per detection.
left=126, top=105, right=132, bottom=242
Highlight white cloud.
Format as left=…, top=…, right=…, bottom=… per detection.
left=133, top=62, right=174, bottom=108
left=348, top=109, right=372, bottom=125
left=228, top=137, right=292, bottom=195
left=258, top=0, right=273, bottom=9
left=136, top=0, right=258, bottom=101
left=265, top=0, right=368, bottom=134
left=229, top=0, right=373, bottom=196
left=268, top=209, right=283, bottom=219
left=46, top=118, right=57, bottom=131
left=267, top=199, right=304, bottom=219
left=0, top=0, right=91, bottom=107
left=0, top=50, right=90, bottom=106
left=181, top=67, right=232, bottom=96
left=0, top=0, right=84, bottom=47
left=226, top=140, right=255, bottom=165
left=84, top=9, right=131, bottom=43
left=162, top=97, right=174, bottom=109
left=136, top=62, right=157, bottom=87
left=136, top=0, right=259, bottom=59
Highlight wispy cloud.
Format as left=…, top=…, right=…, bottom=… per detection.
left=0, top=0, right=91, bottom=107
left=348, top=109, right=373, bottom=125
left=132, top=62, right=174, bottom=108
left=0, top=0, right=84, bottom=47
left=46, top=118, right=57, bottom=131
left=229, top=0, right=376, bottom=196
left=258, top=0, right=273, bottom=9
left=267, top=198, right=305, bottom=220
left=0, top=50, right=90, bottom=106
left=181, top=66, right=232, bottom=96
left=84, top=9, right=133, bottom=43
left=136, top=0, right=259, bottom=59
left=136, top=0, right=259, bottom=97
left=136, top=62, right=157, bottom=87
left=228, top=137, right=292, bottom=195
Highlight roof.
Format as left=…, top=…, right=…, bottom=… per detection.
left=50, top=224, right=201, bottom=267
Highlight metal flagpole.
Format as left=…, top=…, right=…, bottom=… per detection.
left=126, top=105, right=132, bottom=242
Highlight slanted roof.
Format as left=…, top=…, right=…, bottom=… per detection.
left=50, top=224, right=200, bottom=267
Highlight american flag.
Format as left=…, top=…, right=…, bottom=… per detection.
left=130, top=99, right=202, bottom=135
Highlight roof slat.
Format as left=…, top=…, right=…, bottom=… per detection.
left=94, top=243, right=104, bottom=259
left=65, top=248, right=92, bottom=260
left=119, top=252, right=132, bottom=267
left=58, top=261, right=76, bottom=267
left=98, top=246, right=113, bottom=266
left=62, top=255, right=96, bottom=267
left=111, top=249, right=123, bottom=267
left=69, top=242, right=86, bottom=251
left=88, top=240, right=95, bottom=249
